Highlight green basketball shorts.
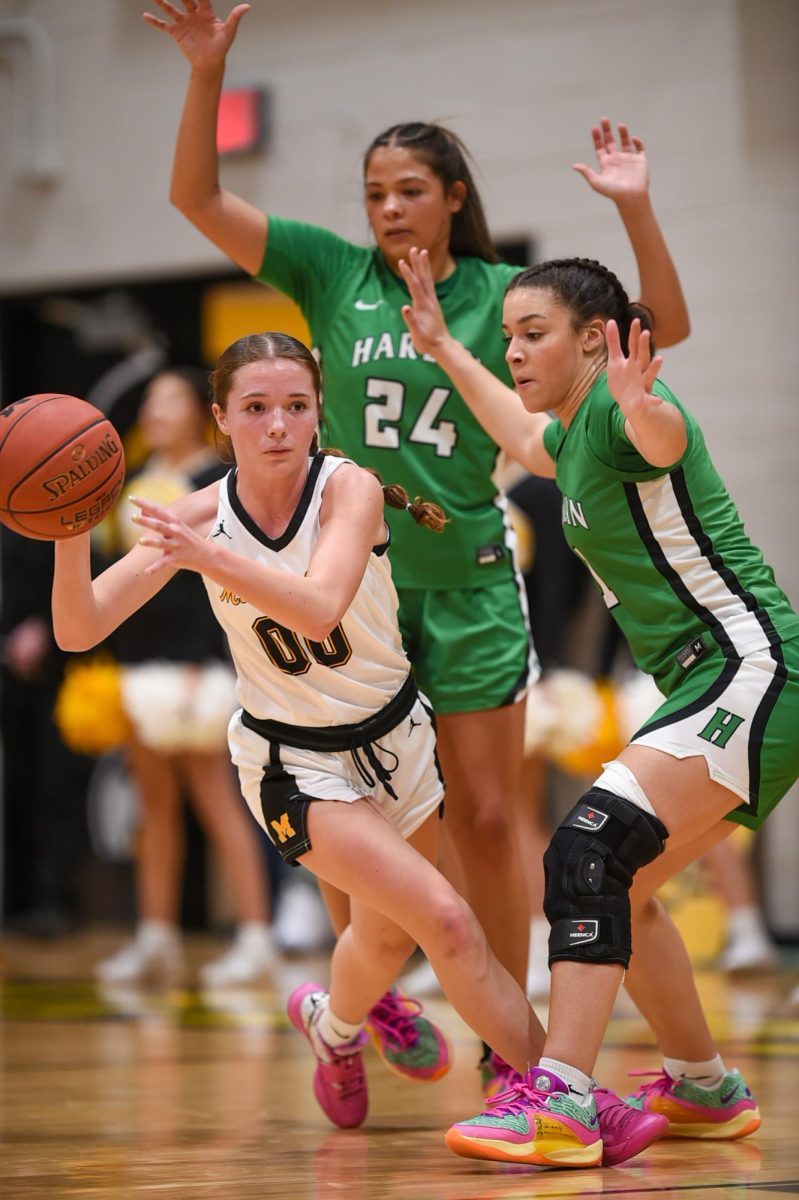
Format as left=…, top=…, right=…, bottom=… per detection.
left=631, top=636, right=799, bottom=831
left=396, top=575, right=538, bottom=716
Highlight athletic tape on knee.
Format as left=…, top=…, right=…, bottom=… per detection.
left=543, top=788, right=668, bottom=968
left=594, top=760, right=658, bottom=817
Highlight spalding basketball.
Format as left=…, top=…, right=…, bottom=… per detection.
left=0, top=393, right=125, bottom=540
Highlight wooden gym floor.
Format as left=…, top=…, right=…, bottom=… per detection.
left=1, top=929, right=798, bottom=1199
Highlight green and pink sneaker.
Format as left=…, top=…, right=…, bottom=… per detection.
left=480, top=1049, right=524, bottom=1099
left=624, top=1068, right=761, bottom=1139
left=446, top=1066, right=602, bottom=1167
left=287, top=983, right=369, bottom=1129
left=365, top=987, right=452, bottom=1083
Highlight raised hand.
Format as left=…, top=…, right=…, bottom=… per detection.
left=573, top=117, right=649, bottom=205
left=606, top=318, right=663, bottom=422
left=131, top=497, right=213, bottom=576
left=398, top=248, right=451, bottom=358
left=142, top=0, right=251, bottom=69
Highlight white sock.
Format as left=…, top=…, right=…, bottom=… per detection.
left=539, top=1057, right=594, bottom=1104
left=138, top=920, right=179, bottom=947
left=318, top=1004, right=365, bottom=1054
left=727, top=905, right=770, bottom=940
left=663, top=1054, right=727, bottom=1087
left=236, top=922, right=274, bottom=949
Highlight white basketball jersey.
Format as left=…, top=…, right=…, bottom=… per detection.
left=204, top=455, right=410, bottom=727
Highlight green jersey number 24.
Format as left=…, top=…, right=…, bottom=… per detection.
left=363, top=377, right=458, bottom=458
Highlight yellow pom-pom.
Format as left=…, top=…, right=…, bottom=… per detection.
left=54, top=657, right=132, bottom=755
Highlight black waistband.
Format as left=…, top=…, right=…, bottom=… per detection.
left=240, top=673, right=418, bottom=753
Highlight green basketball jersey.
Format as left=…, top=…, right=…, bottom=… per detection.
left=543, top=373, right=799, bottom=696
left=258, top=217, right=521, bottom=589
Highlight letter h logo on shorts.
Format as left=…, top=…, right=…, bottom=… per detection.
left=698, top=707, right=745, bottom=749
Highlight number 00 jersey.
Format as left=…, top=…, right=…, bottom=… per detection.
left=203, top=454, right=410, bottom=727
left=543, top=373, right=799, bottom=696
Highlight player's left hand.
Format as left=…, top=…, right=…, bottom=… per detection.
left=131, top=496, right=213, bottom=576
left=573, top=117, right=649, bottom=204
left=606, top=318, right=663, bottom=420
left=398, top=247, right=451, bottom=357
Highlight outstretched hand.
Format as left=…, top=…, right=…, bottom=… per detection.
left=606, top=318, right=663, bottom=422
left=398, top=248, right=451, bottom=358
left=131, top=497, right=214, bottom=576
left=142, top=0, right=250, bottom=69
left=573, top=117, right=649, bottom=204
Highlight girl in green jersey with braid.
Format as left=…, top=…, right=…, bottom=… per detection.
left=144, top=0, right=690, bottom=1094
left=400, top=246, right=799, bottom=1166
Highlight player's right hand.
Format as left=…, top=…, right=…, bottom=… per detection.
left=143, top=0, right=251, bottom=70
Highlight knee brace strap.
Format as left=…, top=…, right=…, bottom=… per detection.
left=543, top=788, right=668, bottom=968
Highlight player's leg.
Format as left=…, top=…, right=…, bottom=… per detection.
left=402, top=579, right=533, bottom=988
left=300, top=801, right=544, bottom=1073
left=626, top=820, right=736, bottom=1060
left=285, top=800, right=543, bottom=1130
left=543, top=748, right=743, bottom=1074
left=445, top=750, right=734, bottom=1167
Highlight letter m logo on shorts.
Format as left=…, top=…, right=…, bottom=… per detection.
left=698, top=707, right=745, bottom=749
left=270, top=811, right=297, bottom=843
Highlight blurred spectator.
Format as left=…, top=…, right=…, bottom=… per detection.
left=702, top=833, right=778, bottom=973
left=89, top=368, right=275, bottom=987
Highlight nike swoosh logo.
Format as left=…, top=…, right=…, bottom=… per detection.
left=354, top=299, right=385, bottom=310
left=719, top=1090, right=736, bottom=1104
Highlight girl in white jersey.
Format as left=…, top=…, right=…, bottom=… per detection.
left=401, top=248, right=799, bottom=1166
left=51, top=331, right=667, bottom=1158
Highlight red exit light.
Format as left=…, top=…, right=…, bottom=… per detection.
left=217, top=87, right=269, bottom=157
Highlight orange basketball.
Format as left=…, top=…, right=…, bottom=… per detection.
left=0, top=393, right=126, bottom=540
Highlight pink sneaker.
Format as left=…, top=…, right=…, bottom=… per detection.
left=365, top=987, right=451, bottom=1082
left=624, top=1068, right=761, bottom=1140
left=447, top=1066, right=602, bottom=1167
left=287, top=983, right=368, bottom=1129
left=480, top=1050, right=524, bottom=1099
left=592, top=1086, right=669, bottom=1165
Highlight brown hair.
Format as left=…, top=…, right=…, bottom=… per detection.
left=211, top=333, right=447, bottom=532
left=364, top=122, right=498, bottom=263
left=507, top=258, right=655, bottom=353
left=209, top=331, right=322, bottom=463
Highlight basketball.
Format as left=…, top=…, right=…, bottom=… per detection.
left=0, top=393, right=125, bottom=540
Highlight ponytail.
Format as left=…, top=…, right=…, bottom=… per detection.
left=320, top=448, right=447, bottom=533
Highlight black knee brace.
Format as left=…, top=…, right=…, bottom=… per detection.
left=543, top=788, right=668, bottom=968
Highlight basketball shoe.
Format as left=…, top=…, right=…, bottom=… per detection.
left=592, top=1086, right=669, bottom=1165
left=480, top=1050, right=524, bottom=1099
left=624, top=1068, right=761, bottom=1139
left=446, top=1066, right=602, bottom=1167
left=365, top=987, right=451, bottom=1082
left=287, top=983, right=368, bottom=1129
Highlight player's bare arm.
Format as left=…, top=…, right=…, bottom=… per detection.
left=574, top=117, right=690, bottom=347
left=136, top=464, right=384, bottom=643
left=52, top=482, right=220, bottom=652
left=143, top=0, right=267, bottom=275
